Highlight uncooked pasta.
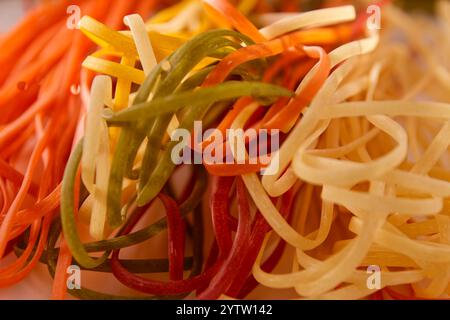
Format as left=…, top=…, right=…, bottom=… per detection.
left=0, top=0, right=449, bottom=300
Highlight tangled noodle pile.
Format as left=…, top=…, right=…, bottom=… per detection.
left=0, top=0, right=449, bottom=300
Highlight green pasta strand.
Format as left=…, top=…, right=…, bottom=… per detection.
left=106, top=29, right=254, bottom=228
left=61, top=140, right=109, bottom=269
left=85, top=165, right=207, bottom=252
left=105, top=81, right=293, bottom=123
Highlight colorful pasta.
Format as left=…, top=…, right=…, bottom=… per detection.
left=0, top=0, right=449, bottom=300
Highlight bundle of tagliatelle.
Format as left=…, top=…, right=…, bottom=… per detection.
left=0, top=0, right=449, bottom=300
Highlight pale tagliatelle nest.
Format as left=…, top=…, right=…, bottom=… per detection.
left=240, top=2, right=450, bottom=300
